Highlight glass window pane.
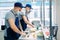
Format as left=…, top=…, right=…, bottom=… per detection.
left=0, top=2, right=14, bottom=7
left=0, top=0, right=17, bottom=2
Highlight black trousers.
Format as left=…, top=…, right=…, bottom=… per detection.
left=4, top=36, right=17, bottom=40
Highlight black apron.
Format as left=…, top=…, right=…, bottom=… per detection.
left=20, top=19, right=27, bottom=31
left=5, top=10, right=20, bottom=40
left=20, top=13, right=28, bottom=31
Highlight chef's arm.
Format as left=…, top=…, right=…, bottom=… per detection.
left=8, top=18, right=24, bottom=35
left=22, top=16, right=34, bottom=28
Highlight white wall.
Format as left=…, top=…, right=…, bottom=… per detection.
left=55, top=0, right=60, bottom=40
left=56, top=0, right=60, bottom=26
left=0, top=7, right=13, bottom=31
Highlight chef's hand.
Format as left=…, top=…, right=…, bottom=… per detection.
left=30, top=25, right=35, bottom=28
left=21, top=32, right=26, bottom=36
left=32, top=25, right=35, bottom=28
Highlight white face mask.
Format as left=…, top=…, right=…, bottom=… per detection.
left=17, top=11, right=22, bottom=15
left=26, top=10, right=31, bottom=13
left=16, top=11, right=19, bottom=14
